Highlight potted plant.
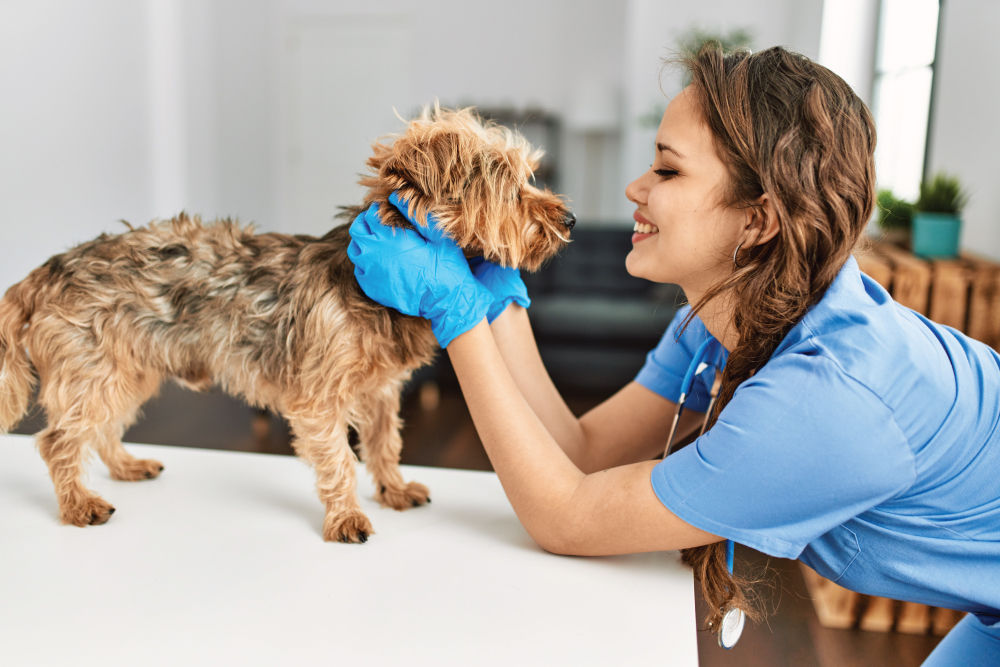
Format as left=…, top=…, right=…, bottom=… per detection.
left=911, top=173, right=969, bottom=259
left=876, top=188, right=915, bottom=248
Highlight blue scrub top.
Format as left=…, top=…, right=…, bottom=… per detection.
left=636, top=256, right=1000, bottom=623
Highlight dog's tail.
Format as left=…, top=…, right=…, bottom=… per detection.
left=0, top=277, right=37, bottom=432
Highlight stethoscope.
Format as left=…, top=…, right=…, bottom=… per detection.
left=662, top=336, right=745, bottom=650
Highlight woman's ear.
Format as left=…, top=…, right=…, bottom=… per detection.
left=745, top=193, right=780, bottom=247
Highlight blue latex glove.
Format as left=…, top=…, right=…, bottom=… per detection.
left=468, top=257, right=531, bottom=322
left=347, top=201, right=491, bottom=348
left=386, top=191, right=530, bottom=323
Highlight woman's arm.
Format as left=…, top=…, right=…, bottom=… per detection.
left=448, top=317, right=722, bottom=555
left=350, top=196, right=703, bottom=473
left=489, top=304, right=706, bottom=473
left=348, top=203, right=714, bottom=552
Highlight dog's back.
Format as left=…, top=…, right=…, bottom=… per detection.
left=0, top=213, right=436, bottom=424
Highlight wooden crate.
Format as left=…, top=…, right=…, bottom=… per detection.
left=857, top=241, right=1000, bottom=346
left=801, top=564, right=965, bottom=636
left=962, top=254, right=1000, bottom=349
left=801, top=240, right=1000, bottom=636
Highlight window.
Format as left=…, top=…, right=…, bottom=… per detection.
left=872, top=0, right=941, bottom=200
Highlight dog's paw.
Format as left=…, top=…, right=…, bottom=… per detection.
left=377, top=481, right=430, bottom=511
left=323, top=509, right=374, bottom=544
left=110, top=458, right=165, bottom=482
left=61, top=495, right=116, bottom=526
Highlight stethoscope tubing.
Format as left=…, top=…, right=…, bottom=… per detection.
left=663, top=337, right=715, bottom=458
left=663, top=337, right=743, bottom=649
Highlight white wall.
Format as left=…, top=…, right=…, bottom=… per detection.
left=926, top=0, right=1000, bottom=260
left=0, top=1, right=155, bottom=291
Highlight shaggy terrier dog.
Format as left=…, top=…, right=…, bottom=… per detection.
left=0, top=108, right=574, bottom=543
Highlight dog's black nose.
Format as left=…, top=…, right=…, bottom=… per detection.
left=563, top=212, right=576, bottom=230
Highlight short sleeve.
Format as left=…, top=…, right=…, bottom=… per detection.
left=650, top=353, right=917, bottom=559
left=635, top=306, right=715, bottom=411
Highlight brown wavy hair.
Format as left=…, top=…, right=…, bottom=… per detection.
left=675, top=45, right=877, bottom=629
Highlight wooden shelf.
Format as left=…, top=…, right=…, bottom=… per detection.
left=857, top=240, right=1000, bottom=349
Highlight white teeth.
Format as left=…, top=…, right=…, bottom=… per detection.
left=632, top=222, right=658, bottom=234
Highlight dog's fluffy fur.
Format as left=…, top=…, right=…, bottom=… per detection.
left=0, top=107, right=573, bottom=542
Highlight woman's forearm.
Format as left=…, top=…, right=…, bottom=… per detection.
left=487, top=305, right=592, bottom=466
left=446, top=318, right=721, bottom=555
left=488, top=305, right=704, bottom=473
left=447, top=318, right=585, bottom=549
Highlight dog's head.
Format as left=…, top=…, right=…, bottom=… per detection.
left=359, top=106, right=574, bottom=271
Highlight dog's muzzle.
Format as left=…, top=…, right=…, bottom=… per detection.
left=562, top=212, right=576, bottom=230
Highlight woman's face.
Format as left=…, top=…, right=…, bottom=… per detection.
left=624, top=86, right=747, bottom=296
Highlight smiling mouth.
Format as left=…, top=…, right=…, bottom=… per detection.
left=632, top=221, right=658, bottom=235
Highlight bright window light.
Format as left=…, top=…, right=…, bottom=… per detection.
left=872, top=0, right=940, bottom=201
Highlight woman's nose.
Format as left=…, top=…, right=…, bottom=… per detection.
left=625, top=173, right=646, bottom=205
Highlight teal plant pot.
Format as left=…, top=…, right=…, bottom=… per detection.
left=912, top=212, right=962, bottom=259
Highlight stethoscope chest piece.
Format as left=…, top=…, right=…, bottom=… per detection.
left=718, top=606, right=746, bottom=649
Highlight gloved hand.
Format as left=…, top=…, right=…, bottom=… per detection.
left=347, top=199, right=491, bottom=348
left=468, top=257, right=531, bottom=322
left=385, top=191, right=530, bottom=323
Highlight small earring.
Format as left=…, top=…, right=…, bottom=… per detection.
left=732, top=241, right=744, bottom=269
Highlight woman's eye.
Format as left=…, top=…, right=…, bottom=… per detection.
left=653, top=168, right=678, bottom=178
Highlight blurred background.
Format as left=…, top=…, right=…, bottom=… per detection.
left=2, top=0, right=996, bottom=292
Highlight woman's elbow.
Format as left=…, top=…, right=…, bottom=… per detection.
left=530, top=515, right=587, bottom=556
left=535, top=533, right=573, bottom=556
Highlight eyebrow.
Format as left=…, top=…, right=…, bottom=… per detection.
left=657, top=142, right=686, bottom=160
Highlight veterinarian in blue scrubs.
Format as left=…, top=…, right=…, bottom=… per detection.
left=349, top=46, right=1000, bottom=664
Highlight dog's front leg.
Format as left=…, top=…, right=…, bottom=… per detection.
left=287, top=414, right=373, bottom=543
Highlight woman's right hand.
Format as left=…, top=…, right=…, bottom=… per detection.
left=347, top=198, right=492, bottom=348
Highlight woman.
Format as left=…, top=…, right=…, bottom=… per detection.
left=349, top=46, right=999, bottom=663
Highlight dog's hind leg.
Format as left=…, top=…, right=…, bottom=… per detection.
left=38, top=373, right=162, bottom=525
left=350, top=381, right=430, bottom=511
left=94, top=399, right=165, bottom=482
left=90, top=375, right=164, bottom=481
left=287, top=413, right=373, bottom=543
left=37, top=422, right=116, bottom=526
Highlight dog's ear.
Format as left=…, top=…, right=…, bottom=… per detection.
left=386, top=129, right=476, bottom=208
left=411, top=128, right=473, bottom=201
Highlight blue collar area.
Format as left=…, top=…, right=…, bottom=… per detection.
left=772, top=256, right=858, bottom=358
